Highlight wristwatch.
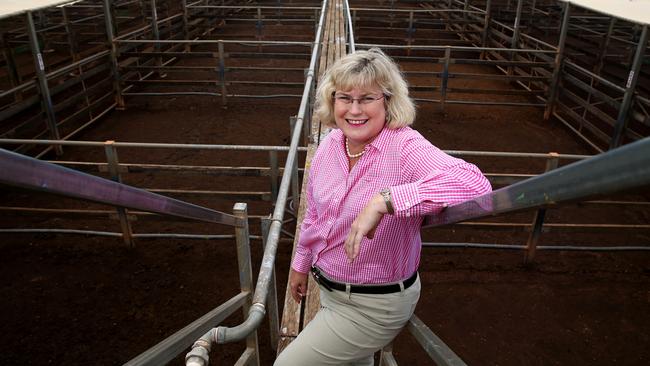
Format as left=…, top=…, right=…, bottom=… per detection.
left=379, top=188, right=395, bottom=215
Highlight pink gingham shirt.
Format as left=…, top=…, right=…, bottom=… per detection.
left=292, top=126, right=491, bottom=284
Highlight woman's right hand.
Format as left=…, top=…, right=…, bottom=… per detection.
left=289, top=269, right=308, bottom=303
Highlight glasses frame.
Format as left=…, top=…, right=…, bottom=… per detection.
left=332, top=92, right=386, bottom=106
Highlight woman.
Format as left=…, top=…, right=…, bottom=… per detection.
left=274, top=48, right=491, bottom=365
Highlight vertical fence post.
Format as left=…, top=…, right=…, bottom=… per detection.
left=256, top=7, right=263, bottom=48
left=104, top=141, right=135, bottom=247
left=150, top=0, right=165, bottom=78
left=528, top=0, right=537, bottom=26
left=463, top=0, right=469, bottom=33
left=406, top=11, right=414, bottom=56
left=289, top=116, right=300, bottom=213
left=544, top=1, right=570, bottom=120
left=181, top=0, right=191, bottom=52
left=234, top=203, right=261, bottom=366
left=2, top=33, right=22, bottom=100
left=217, top=40, right=228, bottom=107
left=610, top=25, right=648, bottom=149
left=524, top=152, right=559, bottom=264
left=593, top=18, right=616, bottom=76
left=480, top=0, right=492, bottom=59
left=441, top=47, right=451, bottom=112
left=261, top=216, right=280, bottom=351
left=103, top=0, right=125, bottom=110
left=379, top=342, right=398, bottom=366
left=508, top=0, right=523, bottom=76
left=61, top=6, right=79, bottom=62
left=26, top=11, right=63, bottom=156
left=269, top=151, right=279, bottom=201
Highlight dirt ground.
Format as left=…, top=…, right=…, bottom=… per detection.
left=2, top=12, right=650, bottom=366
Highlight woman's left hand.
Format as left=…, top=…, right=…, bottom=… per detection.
left=345, top=193, right=388, bottom=263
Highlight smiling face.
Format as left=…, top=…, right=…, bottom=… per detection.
left=333, top=86, right=387, bottom=152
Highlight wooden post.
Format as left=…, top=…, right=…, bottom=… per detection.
left=480, top=0, right=492, bottom=59
left=150, top=0, right=165, bottom=78
left=441, top=47, right=451, bottom=112
left=524, top=152, right=559, bottom=264
left=104, top=141, right=135, bottom=247
left=181, top=0, right=191, bottom=52
left=406, top=11, right=414, bottom=56
left=269, top=151, right=279, bottom=201
left=218, top=41, right=227, bottom=107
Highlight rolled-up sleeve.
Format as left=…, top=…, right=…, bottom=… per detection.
left=390, top=138, right=491, bottom=218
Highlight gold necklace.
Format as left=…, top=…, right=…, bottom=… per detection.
left=345, top=138, right=365, bottom=158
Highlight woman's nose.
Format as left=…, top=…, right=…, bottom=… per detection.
left=349, top=100, right=363, bottom=114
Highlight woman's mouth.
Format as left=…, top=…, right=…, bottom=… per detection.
left=346, top=119, right=368, bottom=126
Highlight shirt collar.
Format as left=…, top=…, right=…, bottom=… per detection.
left=331, top=125, right=402, bottom=153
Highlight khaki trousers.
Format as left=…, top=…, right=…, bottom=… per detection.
left=274, top=276, right=420, bottom=366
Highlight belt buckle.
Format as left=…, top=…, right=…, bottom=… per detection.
left=311, top=267, right=332, bottom=292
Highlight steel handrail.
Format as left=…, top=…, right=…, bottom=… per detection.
left=344, top=0, right=355, bottom=53
left=424, top=137, right=650, bottom=228
left=0, top=148, right=243, bottom=227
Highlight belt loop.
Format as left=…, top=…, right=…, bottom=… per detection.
left=345, top=283, right=351, bottom=299
left=399, top=281, right=405, bottom=296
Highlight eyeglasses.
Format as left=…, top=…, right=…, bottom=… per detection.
left=333, top=93, right=385, bottom=105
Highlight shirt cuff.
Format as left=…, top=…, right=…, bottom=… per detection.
left=390, top=182, right=421, bottom=218
left=390, top=181, right=447, bottom=218
left=291, top=246, right=312, bottom=274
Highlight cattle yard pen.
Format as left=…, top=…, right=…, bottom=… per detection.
left=1, top=1, right=650, bottom=366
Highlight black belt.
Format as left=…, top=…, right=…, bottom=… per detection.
left=310, top=267, right=418, bottom=295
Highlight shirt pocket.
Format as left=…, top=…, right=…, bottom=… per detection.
left=362, top=168, right=401, bottom=189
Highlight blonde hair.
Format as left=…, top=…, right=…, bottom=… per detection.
left=314, top=48, right=416, bottom=129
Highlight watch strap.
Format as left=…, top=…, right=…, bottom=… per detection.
left=380, top=188, right=395, bottom=215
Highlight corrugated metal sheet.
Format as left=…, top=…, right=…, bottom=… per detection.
left=0, top=0, right=79, bottom=20
left=563, top=0, right=650, bottom=25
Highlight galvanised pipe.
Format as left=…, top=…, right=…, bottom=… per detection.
left=544, top=0, right=570, bottom=120
left=422, top=242, right=650, bottom=252
left=343, top=0, right=355, bottom=53
left=116, top=39, right=312, bottom=45
left=0, top=138, right=588, bottom=159
left=26, top=11, right=62, bottom=156
left=0, top=138, right=307, bottom=151
left=610, top=24, right=649, bottom=149
left=424, top=137, right=650, bottom=228
left=0, top=148, right=243, bottom=227
left=102, top=0, right=124, bottom=108
left=355, top=43, right=556, bottom=53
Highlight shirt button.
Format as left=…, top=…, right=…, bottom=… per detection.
left=405, top=201, right=411, bottom=206
left=405, top=212, right=411, bottom=217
